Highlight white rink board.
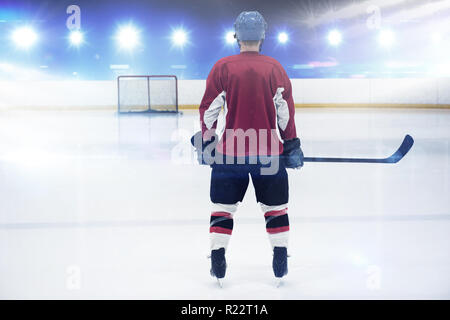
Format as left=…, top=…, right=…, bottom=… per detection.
left=1, top=78, right=450, bottom=109
left=370, top=78, right=438, bottom=104
left=0, top=80, right=117, bottom=109
left=296, top=79, right=372, bottom=104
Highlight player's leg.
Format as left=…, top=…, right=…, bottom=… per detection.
left=260, top=203, right=289, bottom=249
left=209, top=203, right=237, bottom=251
left=209, top=164, right=250, bottom=279
left=251, top=163, right=290, bottom=278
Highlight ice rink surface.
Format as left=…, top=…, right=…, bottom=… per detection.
left=0, top=108, right=449, bottom=299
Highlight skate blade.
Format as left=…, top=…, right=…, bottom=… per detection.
left=275, top=278, right=283, bottom=288
left=216, top=278, right=223, bottom=288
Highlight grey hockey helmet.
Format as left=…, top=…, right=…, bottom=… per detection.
left=234, top=11, right=267, bottom=42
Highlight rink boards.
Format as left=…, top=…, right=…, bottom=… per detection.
left=0, top=78, right=450, bottom=110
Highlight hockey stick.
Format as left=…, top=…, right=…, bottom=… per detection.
left=303, top=134, right=414, bottom=164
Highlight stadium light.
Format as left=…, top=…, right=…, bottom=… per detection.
left=378, top=29, right=395, bottom=47
left=172, top=29, right=188, bottom=47
left=277, top=32, right=289, bottom=44
left=116, top=25, right=139, bottom=50
left=327, top=30, right=342, bottom=46
left=12, top=26, right=38, bottom=49
left=225, top=31, right=236, bottom=44
left=69, top=30, right=84, bottom=46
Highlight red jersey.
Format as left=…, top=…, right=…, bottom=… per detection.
left=199, top=51, right=297, bottom=157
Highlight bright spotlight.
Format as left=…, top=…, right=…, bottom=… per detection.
left=116, top=25, right=139, bottom=50
left=172, top=29, right=188, bottom=47
left=12, top=26, right=38, bottom=49
left=378, top=30, right=395, bottom=47
left=327, top=30, right=342, bottom=46
left=277, top=32, right=289, bottom=44
left=69, top=30, right=84, bottom=46
left=225, top=31, right=236, bottom=44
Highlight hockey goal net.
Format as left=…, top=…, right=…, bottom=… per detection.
left=117, top=75, right=178, bottom=113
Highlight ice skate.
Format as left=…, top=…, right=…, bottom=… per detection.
left=273, top=247, right=288, bottom=286
left=210, top=248, right=226, bottom=287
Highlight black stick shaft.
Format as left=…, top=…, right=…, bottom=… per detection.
left=303, top=134, right=414, bottom=164
left=304, top=157, right=392, bottom=163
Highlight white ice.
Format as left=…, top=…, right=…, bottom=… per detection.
left=0, top=108, right=449, bottom=299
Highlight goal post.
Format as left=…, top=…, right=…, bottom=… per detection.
left=117, top=75, right=179, bottom=113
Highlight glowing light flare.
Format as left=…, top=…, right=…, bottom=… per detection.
left=225, top=31, right=236, bottom=44
left=69, top=30, right=84, bottom=46
left=327, top=30, right=342, bottom=46
left=116, top=25, right=140, bottom=50
left=12, top=27, right=38, bottom=48
left=277, top=32, right=289, bottom=44
left=172, top=29, right=188, bottom=47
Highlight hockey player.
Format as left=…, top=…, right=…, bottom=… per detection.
left=191, top=11, right=304, bottom=284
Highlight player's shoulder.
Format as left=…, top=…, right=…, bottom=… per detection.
left=258, top=54, right=281, bottom=64
left=214, top=54, right=284, bottom=68
left=259, top=55, right=286, bottom=70
left=213, top=54, right=241, bottom=66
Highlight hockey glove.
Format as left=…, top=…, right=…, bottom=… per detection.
left=190, top=131, right=218, bottom=165
left=282, top=138, right=304, bottom=169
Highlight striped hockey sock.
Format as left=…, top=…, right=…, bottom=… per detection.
left=262, top=205, right=289, bottom=248
left=210, top=210, right=235, bottom=250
